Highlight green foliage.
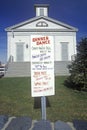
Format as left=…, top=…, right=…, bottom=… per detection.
left=65, top=37, right=87, bottom=91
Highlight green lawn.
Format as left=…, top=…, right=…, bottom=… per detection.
left=0, top=76, right=87, bottom=122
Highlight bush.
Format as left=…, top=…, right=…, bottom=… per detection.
left=65, top=37, right=87, bottom=91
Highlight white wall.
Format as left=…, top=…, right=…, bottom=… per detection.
left=7, top=33, right=30, bottom=62
left=7, top=31, right=76, bottom=62
left=54, top=33, right=76, bottom=61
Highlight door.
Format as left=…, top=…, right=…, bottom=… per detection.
left=61, top=42, right=68, bottom=61
left=16, top=43, right=24, bottom=62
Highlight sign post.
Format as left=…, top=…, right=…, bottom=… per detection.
left=31, top=35, right=55, bottom=120
left=41, top=96, right=46, bottom=120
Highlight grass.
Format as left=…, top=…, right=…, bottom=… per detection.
left=0, top=76, right=87, bottom=122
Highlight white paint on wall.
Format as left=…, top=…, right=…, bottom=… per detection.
left=7, top=31, right=76, bottom=62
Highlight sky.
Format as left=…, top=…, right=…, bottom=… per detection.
left=0, top=0, right=87, bottom=63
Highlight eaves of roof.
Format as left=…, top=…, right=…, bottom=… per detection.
left=5, top=16, right=78, bottom=32
left=6, top=29, right=77, bottom=32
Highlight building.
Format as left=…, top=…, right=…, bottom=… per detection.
left=5, top=4, right=78, bottom=77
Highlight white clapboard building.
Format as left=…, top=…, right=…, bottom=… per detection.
left=5, top=4, right=78, bottom=77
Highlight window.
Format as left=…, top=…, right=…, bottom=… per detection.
left=40, top=8, right=44, bottom=16
left=36, top=21, right=48, bottom=27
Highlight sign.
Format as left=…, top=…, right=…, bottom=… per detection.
left=31, top=35, right=55, bottom=97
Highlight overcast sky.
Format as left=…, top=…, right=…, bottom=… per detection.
left=0, top=0, right=87, bottom=63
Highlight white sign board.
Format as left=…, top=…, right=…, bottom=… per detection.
left=31, top=35, right=55, bottom=97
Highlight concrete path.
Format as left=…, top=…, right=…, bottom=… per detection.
left=0, top=115, right=87, bottom=130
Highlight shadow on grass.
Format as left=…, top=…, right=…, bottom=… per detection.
left=34, top=97, right=51, bottom=109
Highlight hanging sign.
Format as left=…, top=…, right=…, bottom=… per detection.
left=31, top=35, right=55, bottom=97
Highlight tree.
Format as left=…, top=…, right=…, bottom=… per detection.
left=65, top=37, right=87, bottom=91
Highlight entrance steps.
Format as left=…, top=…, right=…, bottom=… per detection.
left=5, top=62, right=31, bottom=77
left=5, top=61, right=71, bottom=77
